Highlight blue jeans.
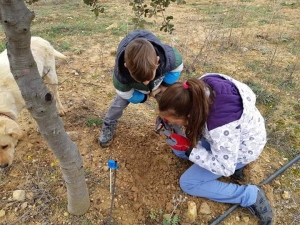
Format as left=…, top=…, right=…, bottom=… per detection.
left=173, top=140, right=258, bottom=207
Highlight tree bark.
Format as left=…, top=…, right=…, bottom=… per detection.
left=0, top=0, right=90, bottom=215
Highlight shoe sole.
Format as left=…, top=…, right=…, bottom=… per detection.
left=99, top=140, right=111, bottom=147
left=99, top=135, right=114, bottom=147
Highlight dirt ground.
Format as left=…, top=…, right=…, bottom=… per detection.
left=1, top=1, right=300, bottom=225
left=0, top=41, right=296, bottom=225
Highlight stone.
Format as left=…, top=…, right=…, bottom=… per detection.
left=186, top=201, right=197, bottom=221
left=242, top=216, right=250, bottom=223
left=0, top=210, right=5, bottom=217
left=26, top=192, right=34, bottom=200
left=13, top=190, right=26, bottom=201
left=282, top=191, right=291, bottom=199
left=199, top=202, right=211, bottom=215
left=21, top=202, right=28, bottom=210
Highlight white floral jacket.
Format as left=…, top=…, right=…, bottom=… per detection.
left=188, top=73, right=267, bottom=176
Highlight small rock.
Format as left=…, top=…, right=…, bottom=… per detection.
left=186, top=201, right=197, bottom=221
left=282, top=191, right=291, bottom=199
left=64, top=212, right=69, bottom=217
left=21, top=202, right=28, bottom=210
left=37, top=200, right=43, bottom=205
left=0, top=210, right=5, bottom=217
left=13, top=190, right=26, bottom=201
left=199, top=202, right=211, bottom=215
left=25, top=192, right=34, bottom=200
left=242, top=216, right=250, bottom=223
left=72, top=70, right=79, bottom=76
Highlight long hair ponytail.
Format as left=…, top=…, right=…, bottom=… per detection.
left=158, top=78, right=213, bottom=147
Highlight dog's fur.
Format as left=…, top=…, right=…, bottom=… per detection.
left=0, top=36, right=66, bottom=168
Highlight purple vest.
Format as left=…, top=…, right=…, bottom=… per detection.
left=201, top=75, right=243, bottom=131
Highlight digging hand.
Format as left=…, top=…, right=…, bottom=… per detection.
left=155, top=116, right=172, bottom=133
left=163, top=130, right=190, bottom=151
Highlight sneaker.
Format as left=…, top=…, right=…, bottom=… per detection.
left=231, top=167, right=245, bottom=181
left=99, top=124, right=117, bottom=147
left=247, top=187, right=273, bottom=225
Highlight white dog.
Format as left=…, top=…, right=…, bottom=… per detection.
left=0, top=36, right=66, bottom=168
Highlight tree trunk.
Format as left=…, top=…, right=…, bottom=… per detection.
left=0, top=0, right=90, bottom=215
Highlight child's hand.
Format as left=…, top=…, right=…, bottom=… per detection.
left=146, top=94, right=150, bottom=101
left=163, top=130, right=190, bottom=151
left=159, top=85, right=168, bottom=93
left=150, top=87, right=161, bottom=98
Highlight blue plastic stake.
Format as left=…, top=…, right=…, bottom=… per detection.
left=108, top=159, right=118, bottom=193
left=108, top=159, right=118, bottom=170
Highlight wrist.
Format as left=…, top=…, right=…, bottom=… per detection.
left=185, top=147, right=193, bottom=157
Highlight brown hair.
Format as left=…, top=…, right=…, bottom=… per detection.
left=124, top=38, right=158, bottom=82
left=158, top=78, right=214, bottom=147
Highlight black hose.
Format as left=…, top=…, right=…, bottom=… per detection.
left=260, top=153, right=300, bottom=185
left=209, top=153, right=300, bottom=225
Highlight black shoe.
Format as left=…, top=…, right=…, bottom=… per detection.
left=247, top=187, right=273, bottom=225
left=231, top=167, right=245, bottom=181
